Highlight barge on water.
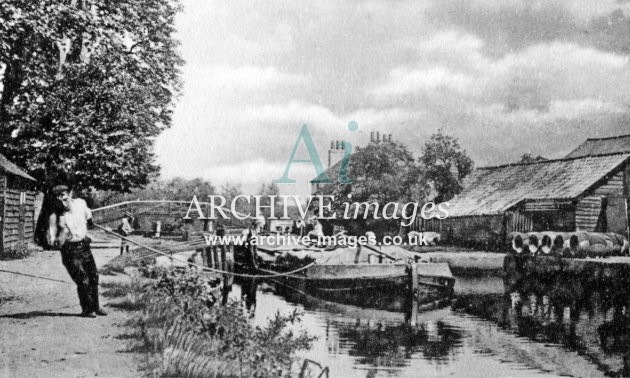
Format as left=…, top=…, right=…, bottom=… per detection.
left=245, top=242, right=456, bottom=313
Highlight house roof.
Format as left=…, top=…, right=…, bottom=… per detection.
left=447, top=152, right=630, bottom=217
left=310, top=159, right=343, bottom=185
left=565, top=134, right=630, bottom=158
left=0, top=153, right=36, bottom=181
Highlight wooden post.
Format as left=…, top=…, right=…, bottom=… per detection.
left=200, top=246, right=208, bottom=267
left=213, top=245, right=221, bottom=269
left=207, top=245, right=215, bottom=268
left=409, top=261, right=418, bottom=326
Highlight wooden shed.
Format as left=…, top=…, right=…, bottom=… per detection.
left=419, top=151, right=630, bottom=250
left=0, top=153, right=38, bottom=256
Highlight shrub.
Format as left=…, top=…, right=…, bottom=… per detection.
left=109, top=268, right=316, bottom=377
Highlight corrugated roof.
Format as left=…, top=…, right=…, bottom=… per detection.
left=565, top=134, right=630, bottom=158
left=447, top=152, right=630, bottom=217
left=0, top=153, right=36, bottom=181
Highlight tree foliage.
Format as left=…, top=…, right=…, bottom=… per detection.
left=316, top=140, right=426, bottom=237
left=0, top=0, right=183, bottom=191
left=519, top=153, right=547, bottom=163
left=420, top=130, right=473, bottom=202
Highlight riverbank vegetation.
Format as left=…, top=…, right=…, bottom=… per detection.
left=102, top=268, right=315, bottom=377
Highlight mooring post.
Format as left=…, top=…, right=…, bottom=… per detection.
left=207, top=245, right=215, bottom=268
left=408, top=261, right=418, bottom=326
left=213, top=245, right=221, bottom=269
left=198, top=246, right=207, bottom=267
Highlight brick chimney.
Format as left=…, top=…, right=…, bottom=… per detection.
left=370, top=131, right=394, bottom=143
left=328, top=140, right=345, bottom=168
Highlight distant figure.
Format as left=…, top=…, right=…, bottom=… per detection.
left=51, top=185, right=106, bottom=318
left=241, top=216, right=265, bottom=269
left=291, top=220, right=299, bottom=235
left=296, top=218, right=306, bottom=237
left=118, top=215, right=134, bottom=255
left=308, top=218, right=324, bottom=241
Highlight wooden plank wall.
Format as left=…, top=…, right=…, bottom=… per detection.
left=2, top=189, right=36, bottom=252
left=0, top=178, right=4, bottom=254
left=593, top=171, right=624, bottom=197
left=505, top=211, right=533, bottom=233
left=575, top=196, right=603, bottom=231
left=415, top=214, right=505, bottom=248
left=576, top=170, right=626, bottom=232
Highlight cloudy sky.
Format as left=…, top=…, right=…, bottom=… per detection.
left=155, top=0, right=630, bottom=195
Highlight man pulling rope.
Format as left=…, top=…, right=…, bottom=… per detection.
left=51, top=185, right=107, bottom=318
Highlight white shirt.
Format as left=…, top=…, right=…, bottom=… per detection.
left=59, top=198, right=92, bottom=242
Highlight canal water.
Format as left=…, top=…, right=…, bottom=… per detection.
left=231, top=271, right=630, bottom=377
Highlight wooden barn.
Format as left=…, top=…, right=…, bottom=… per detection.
left=0, top=153, right=38, bottom=255
left=419, top=148, right=630, bottom=250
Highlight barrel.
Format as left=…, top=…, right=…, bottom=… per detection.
left=527, top=232, right=544, bottom=255
left=509, top=232, right=529, bottom=254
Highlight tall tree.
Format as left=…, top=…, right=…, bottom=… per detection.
left=420, top=130, right=473, bottom=202
left=316, top=140, right=426, bottom=237
left=0, top=0, right=183, bottom=192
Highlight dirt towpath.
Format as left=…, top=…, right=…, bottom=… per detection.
left=0, top=234, right=142, bottom=378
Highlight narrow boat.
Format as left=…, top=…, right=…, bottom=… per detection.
left=250, top=242, right=455, bottom=312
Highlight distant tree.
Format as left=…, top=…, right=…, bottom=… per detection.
left=316, top=140, right=427, bottom=237
left=420, top=130, right=473, bottom=202
left=257, top=182, right=283, bottom=221
left=219, top=182, right=252, bottom=216
left=518, top=153, right=547, bottom=163
left=0, top=0, right=183, bottom=192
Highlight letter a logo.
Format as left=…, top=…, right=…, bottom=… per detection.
left=274, top=124, right=333, bottom=184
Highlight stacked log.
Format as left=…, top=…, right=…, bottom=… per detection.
left=508, top=231, right=629, bottom=258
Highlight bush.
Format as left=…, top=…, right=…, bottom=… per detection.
left=110, top=268, right=316, bottom=377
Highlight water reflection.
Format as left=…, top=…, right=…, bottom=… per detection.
left=233, top=267, right=630, bottom=377
left=453, top=268, right=630, bottom=377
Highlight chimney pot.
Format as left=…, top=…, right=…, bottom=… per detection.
left=335, top=140, right=341, bottom=149
left=330, top=140, right=335, bottom=149
left=370, top=131, right=375, bottom=142
left=376, top=131, right=380, bottom=142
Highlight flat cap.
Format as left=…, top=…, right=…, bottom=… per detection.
left=51, top=185, right=69, bottom=195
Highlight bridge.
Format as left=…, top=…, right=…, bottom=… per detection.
left=91, top=200, right=251, bottom=239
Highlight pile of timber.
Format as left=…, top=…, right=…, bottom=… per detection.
left=509, top=231, right=630, bottom=258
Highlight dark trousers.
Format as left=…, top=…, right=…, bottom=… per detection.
left=61, top=239, right=99, bottom=313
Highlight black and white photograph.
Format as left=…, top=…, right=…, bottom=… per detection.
left=2, top=1, right=630, bottom=377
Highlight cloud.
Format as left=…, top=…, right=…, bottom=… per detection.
left=374, top=36, right=630, bottom=115
left=241, top=101, right=342, bottom=129
left=156, top=0, right=630, bottom=197
left=371, top=67, right=475, bottom=97
left=192, top=66, right=310, bottom=92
